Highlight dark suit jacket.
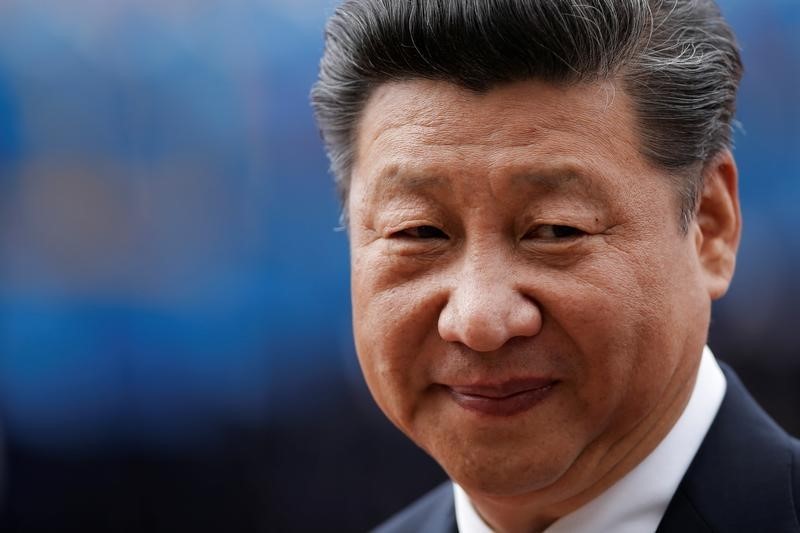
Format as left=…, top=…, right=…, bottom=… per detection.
left=374, top=363, right=800, bottom=532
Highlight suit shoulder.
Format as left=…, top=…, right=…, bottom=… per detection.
left=372, top=482, right=456, bottom=533
left=662, top=364, right=800, bottom=532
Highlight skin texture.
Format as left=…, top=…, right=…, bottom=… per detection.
left=348, top=79, right=741, bottom=533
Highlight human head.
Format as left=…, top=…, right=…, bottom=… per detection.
left=311, top=0, right=742, bottom=231
left=313, top=1, right=743, bottom=529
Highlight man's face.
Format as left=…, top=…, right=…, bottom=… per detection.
left=348, top=79, right=714, bottom=499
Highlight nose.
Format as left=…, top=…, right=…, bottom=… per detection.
left=437, top=258, right=542, bottom=352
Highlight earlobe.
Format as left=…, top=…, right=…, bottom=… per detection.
left=695, top=149, right=742, bottom=300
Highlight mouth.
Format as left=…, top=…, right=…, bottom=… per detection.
left=445, top=378, right=558, bottom=417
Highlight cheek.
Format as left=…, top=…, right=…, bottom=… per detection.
left=351, top=243, right=448, bottom=348
left=559, top=245, right=703, bottom=421
left=537, top=253, right=681, bottom=406
left=350, top=256, right=444, bottom=428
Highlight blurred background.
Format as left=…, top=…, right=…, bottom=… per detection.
left=0, top=0, right=797, bottom=531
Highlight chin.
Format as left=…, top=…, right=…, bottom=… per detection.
left=437, top=442, right=575, bottom=498
left=456, top=466, right=565, bottom=500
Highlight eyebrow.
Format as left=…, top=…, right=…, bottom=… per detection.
left=366, top=163, right=610, bottom=203
left=366, top=167, right=453, bottom=199
left=388, top=173, right=450, bottom=190
left=512, top=167, right=586, bottom=190
left=510, top=166, right=612, bottom=202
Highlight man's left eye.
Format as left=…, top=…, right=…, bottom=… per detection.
left=525, top=225, right=586, bottom=240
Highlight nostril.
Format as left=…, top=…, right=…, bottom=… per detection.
left=512, top=297, right=544, bottom=337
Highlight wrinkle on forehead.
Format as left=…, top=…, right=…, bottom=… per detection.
left=355, top=78, right=633, bottom=163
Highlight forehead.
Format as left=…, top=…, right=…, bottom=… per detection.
left=356, top=78, right=638, bottom=158
left=350, top=78, right=652, bottom=202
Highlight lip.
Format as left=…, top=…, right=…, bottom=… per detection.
left=445, top=378, right=557, bottom=417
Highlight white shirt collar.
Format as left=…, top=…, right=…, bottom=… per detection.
left=454, top=345, right=727, bottom=533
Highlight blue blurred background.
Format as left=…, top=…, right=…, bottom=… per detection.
left=0, top=1, right=797, bottom=531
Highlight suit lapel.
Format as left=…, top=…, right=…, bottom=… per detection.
left=657, top=363, right=799, bottom=532
left=372, top=481, right=456, bottom=533
left=655, top=487, right=712, bottom=533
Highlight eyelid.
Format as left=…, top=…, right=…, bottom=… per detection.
left=384, top=220, right=448, bottom=239
left=524, top=224, right=587, bottom=240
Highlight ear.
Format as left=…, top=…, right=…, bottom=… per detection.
left=694, top=149, right=742, bottom=300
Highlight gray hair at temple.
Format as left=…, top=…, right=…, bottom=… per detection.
left=311, top=0, right=743, bottom=231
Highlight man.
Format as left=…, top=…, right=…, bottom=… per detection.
left=312, top=1, right=800, bottom=531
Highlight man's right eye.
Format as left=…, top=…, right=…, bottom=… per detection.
left=393, top=226, right=449, bottom=239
